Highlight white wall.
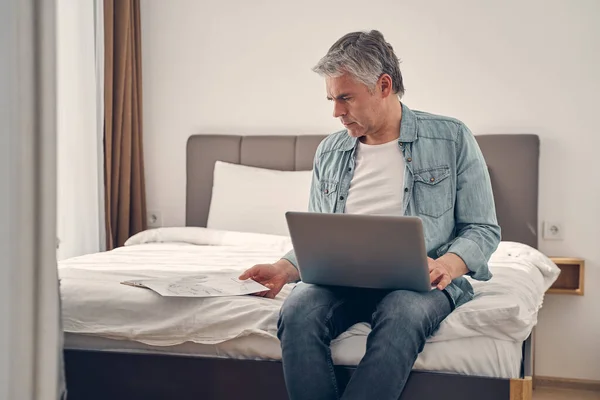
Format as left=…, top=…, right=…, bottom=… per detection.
left=141, top=0, right=600, bottom=380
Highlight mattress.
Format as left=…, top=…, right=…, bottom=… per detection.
left=59, top=227, right=559, bottom=378
left=64, top=332, right=523, bottom=379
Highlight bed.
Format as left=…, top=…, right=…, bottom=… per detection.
left=62, top=133, right=556, bottom=400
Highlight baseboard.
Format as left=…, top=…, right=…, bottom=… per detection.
left=534, top=376, right=600, bottom=392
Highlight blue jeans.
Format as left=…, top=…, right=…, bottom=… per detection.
left=277, top=283, right=453, bottom=400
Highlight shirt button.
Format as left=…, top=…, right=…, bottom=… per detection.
left=340, top=196, right=345, bottom=200
left=430, top=177, right=435, bottom=182
left=348, top=167, right=352, bottom=172
left=324, top=189, right=329, bottom=194
left=399, top=142, right=403, bottom=146
left=407, top=157, right=412, bottom=162
left=404, top=188, right=409, bottom=193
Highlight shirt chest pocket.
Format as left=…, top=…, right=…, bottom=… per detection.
left=320, top=180, right=339, bottom=213
left=413, top=166, right=453, bottom=218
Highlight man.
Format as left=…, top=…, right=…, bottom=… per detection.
left=239, top=30, right=500, bottom=400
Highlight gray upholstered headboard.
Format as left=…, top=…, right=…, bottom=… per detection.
left=186, top=134, right=539, bottom=248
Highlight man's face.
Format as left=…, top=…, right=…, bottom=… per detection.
left=326, top=73, right=384, bottom=139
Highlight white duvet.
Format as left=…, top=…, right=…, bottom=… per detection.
left=58, top=227, right=559, bottom=347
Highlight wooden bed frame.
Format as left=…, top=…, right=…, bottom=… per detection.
left=64, top=346, right=533, bottom=400
left=64, top=133, right=540, bottom=400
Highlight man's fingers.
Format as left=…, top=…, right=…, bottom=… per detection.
left=254, top=288, right=278, bottom=299
left=427, top=258, right=436, bottom=271
left=259, top=283, right=281, bottom=299
left=251, top=281, right=274, bottom=298
left=429, top=268, right=443, bottom=284
left=263, top=283, right=275, bottom=297
left=239, top=265, right=259, bottom=280
left=239, top=270, right=251, bottom=280
left=265, top=284, right=282, bottom=299
left=430, top=267, right=452, bottom=288
left=437, top=275, right=452, bottom=291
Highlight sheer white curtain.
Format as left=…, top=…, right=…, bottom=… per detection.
left=56, top=0, right=105, bottom=260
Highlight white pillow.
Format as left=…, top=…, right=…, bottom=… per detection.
left=207, top=161, right=313, bottom=236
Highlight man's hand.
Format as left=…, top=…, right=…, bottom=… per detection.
left=428, top=253, right=470, bottom=290
left=239, top=259, right=299, bottom=299
left=428, top=257, right=453, bottom=291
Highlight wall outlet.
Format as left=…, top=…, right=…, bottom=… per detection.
left=542, top=221, right=563, bottom=240
left=147, top=210, right=162, bottom=229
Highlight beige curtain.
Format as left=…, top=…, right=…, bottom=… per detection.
left=104, top=0, right=147, bottom=250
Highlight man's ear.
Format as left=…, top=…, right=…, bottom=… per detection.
left=379, top=74, right=393, bottom=98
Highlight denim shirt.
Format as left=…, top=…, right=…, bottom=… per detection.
left=283, top=103, right=501, bottom=309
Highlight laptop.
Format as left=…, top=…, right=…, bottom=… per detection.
left=285, top=212, right=431, bottom=292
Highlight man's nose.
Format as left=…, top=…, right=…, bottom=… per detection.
left=333, top=100, right=346, bottom=118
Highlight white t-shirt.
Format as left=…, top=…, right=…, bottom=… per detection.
left=344, top=139, right=405, bottom=216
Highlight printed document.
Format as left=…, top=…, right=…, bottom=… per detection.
left=121, top=274, right=268, bottom=298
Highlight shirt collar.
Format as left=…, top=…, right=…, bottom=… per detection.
left=398, top=103, right=418, bottom=143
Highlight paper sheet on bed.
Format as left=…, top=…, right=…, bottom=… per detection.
left=121, top=275, right=268, bottom=298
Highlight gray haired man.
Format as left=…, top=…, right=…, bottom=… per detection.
left=240, top=30, right=500, bottom=400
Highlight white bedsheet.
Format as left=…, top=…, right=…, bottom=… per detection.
left=64, top=332, right=523, bottom=379
left=59, top=227, right=559, bottom=349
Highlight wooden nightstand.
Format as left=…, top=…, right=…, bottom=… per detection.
left=547, top=257, right=585, bottom=295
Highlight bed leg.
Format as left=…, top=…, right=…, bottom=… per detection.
left=510, top=377, right=533, bottom=400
